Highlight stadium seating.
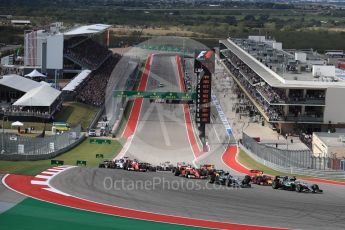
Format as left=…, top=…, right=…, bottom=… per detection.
left=75, top=54, right=121, bottom=106
left=64, top=38, right=112, bottom=70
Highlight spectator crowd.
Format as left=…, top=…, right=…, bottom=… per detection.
left=64, top=37, right=112, bottom=70
left=76, top=54, right=121, bottom=106
left=222, top=50, right=284, bottom=121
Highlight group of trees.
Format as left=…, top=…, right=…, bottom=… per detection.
left=1, top=1, right=345, bottom=52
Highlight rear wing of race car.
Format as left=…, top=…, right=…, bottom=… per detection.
left=250, top=170, right=264, bottom=176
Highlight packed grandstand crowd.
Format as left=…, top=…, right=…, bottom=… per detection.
left=64, top=37, right=112, bottom=70
left=222, top=50, right=284, bottom=121
left=75, top=54, right=121, bottom=106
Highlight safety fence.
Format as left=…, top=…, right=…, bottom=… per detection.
left=105, top=57, right=140, bottom=135
left=0, top=125, right=84, bottom=160
left=241, top=133, right=345, bottom=178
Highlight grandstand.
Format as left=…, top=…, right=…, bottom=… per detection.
left=219, top=36, right=345, bottom=134
left=23, top=23, right=112, bottom=76
left=0, top=23, right=119, bottom=122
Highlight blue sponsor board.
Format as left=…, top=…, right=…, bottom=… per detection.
left=211, top=94, right=232, bottom=136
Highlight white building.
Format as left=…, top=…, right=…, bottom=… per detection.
left=219, top=36, right=345, bottom=134
left=313, top=132, right=345, bottom=158
left=23, top=23, right=111, bottom=76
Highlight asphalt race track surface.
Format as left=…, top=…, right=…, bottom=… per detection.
left=51, top=167, right=345, bottom=230
left=124, top=54, right=196, bottom=165
left=0, top=175, right=25, bottom=214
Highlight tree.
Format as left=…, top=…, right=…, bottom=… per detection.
left=225, top=16, right=237, bottom=26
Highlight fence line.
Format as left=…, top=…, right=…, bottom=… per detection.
left=0, top=125, right=84, bottom=160
left=241, top=132, right=345, bottom=175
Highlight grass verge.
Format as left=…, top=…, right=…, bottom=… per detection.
left=1, top=102, right=98, bottom=132
left=0, top=138, right=122, bottom=176
left=54, top=102, right=99, bottom=129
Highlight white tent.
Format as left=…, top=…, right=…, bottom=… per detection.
left=13, top=85, right=61, bottom=107
left=11, top=121, right=24, bottom=127
left=62, top=70, right=91, bottom=91
left=25, top=69, right=46, bottom=78
left=0, top=74, right=41, bottom=93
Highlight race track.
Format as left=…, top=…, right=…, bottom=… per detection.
left=124, top=54, right=196, bottom=165
left=51, top=167, right=345, bottom=230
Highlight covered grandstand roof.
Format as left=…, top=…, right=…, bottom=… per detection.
left=13, top=85, right=61, bottom=107
left=64, top=24, right=111, bottom=36
left=62, top=70, right=91, bottom=91
left=220, top=39, right=283, bottom=87
left=0, top=74, right=41, bottom=92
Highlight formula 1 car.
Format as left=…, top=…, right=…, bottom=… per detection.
left=140, top=163, right=157, bottom=172
left=172, top=162, right=191, bottom=176
left=250, top=170, right=273, bottom=186
left=209, top=170, right=252, bottom=188
left=209, top=170, right=229, bottom=185
left=272, top=176, right=297, bottom=191
left=114, top=158, right=127, bottom=169
left=199, top=164, right=215, bottom=177
left=99, top=160, right=115, bottom=168
left=184, top=167, right=208, bottom=179
left=294, top=181, right=323, bottom=193
left=156, top=161, right=174, bottom=171
left=124, top=159, right=147, bottom=172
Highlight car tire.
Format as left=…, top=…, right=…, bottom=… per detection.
left=296, top=184, right=302, bottom=192
left=272, top=181, right=279, bottom=189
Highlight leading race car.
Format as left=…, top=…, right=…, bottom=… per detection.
left=295, top=181, right=323, bottom=193
left=250, top=170, right=273, bottom=186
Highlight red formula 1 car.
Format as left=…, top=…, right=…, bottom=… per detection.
left=173, top=163, right=210, bottom=179
left=172, top=163, right=191, bottom=177
left=184, top=167, right=208, bottom=179
left=250, top=170, right=273, bottom=186
left=125, top=160, right=148, bottom=172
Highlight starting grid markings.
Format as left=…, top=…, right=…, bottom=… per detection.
left=211, top=94, right=232, bottom=136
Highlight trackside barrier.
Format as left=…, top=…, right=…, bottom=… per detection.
left=240, top=136, right=345, bottom=179
left=0, top=125, right=84, bottom=161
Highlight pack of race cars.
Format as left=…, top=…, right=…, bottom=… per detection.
left=99, top=158, right=323, bottom=193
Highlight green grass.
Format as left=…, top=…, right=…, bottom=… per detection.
left=1, top=121, right=52, bottom=132
left=0, top=102, right=98, bottom=132
left=54, top=102, right=99, bottom=129
left=0, top=198, right=203, bottom=230
left=238, top=149, right=292, bottom=176
left=0, top=138, right=122, bottom=175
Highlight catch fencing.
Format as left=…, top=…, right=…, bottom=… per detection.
left=0, top=125, right=84, bottom=160
left=241, top=133, right=345, bottom=178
